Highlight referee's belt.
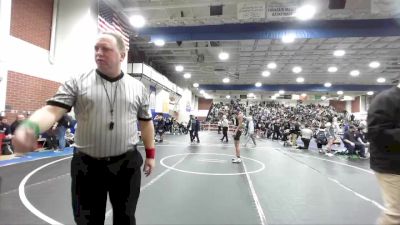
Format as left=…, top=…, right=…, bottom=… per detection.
left=73, top=145, right=137, bottom=162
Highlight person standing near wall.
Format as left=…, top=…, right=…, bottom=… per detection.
left=12, top=32, right=155, bottom=225
left=367, top=84, right=400, bottom=225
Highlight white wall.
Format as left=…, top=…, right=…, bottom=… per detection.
left=54, top=0, right=98, bottom=81
left=0, top=0, right=12, bottom=112
left=177, top=88, right=192, bottom=123
left=155, top=89, right=170, bottom=113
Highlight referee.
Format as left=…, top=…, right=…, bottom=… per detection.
left=12, top=32, right=155, bottom=225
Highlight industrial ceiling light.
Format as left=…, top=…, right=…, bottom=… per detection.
left=154, top=39, right=165, bottom=47
left=175, top=65, right=184, bottom=72
left=281, top=34, right=296, bottom=43
left=183, top=73, right=191, bottom=79
left=367, top=91, right=374, bottom=95
left=333, top=50, right=346, bottom=57
left=222, top=77, right=230, bottom=83
left=292, top=66, right=302, bottom=73
left=262, top=71, right=271, bottom=77
left=369, top=61, right=380, bottom=68
left=255, top=82, right=262, bottom=87
left=218, top=52, right=229, bottom=60
left=267, top=62, right=277, bottom=69
left=295, top=5, right=316, bottom=20
left=377, top=77, right=386, bottom=83
left=324, top=82, right=332, bottom=87
left=296, top=77, right=305, bottom=83
left=350, top=70, right=360, bottom=77
left=129, top=15, right=146, bottom=28
left=328, top=66, right=338, bottom=73
left=193, top=83, right=199, bottom=88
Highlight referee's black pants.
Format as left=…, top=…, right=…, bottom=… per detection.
left=71, top=147, right=143, bottom=225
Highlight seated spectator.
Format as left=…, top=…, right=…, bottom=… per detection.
left=45, top=123, right=59, bottom=150
left=10, top=114, right=25, bottom=135
left=0, top=116, right=13, bottom=155
left=65, top=128, right=75, bottom=147
left=343, top=125, right=368, bottom=159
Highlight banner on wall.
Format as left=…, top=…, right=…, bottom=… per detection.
left=266, top=0, right=298, bottom=18
left=237, top=1, right=266, bottom=20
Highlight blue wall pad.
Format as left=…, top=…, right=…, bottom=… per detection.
left=139, top=19, right=400, bottom=41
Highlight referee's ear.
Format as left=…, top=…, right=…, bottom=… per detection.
left=120, top=51, right=126, bottom=62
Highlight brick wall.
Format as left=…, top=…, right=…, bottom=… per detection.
left=329, top=100, right=346, bottom=113
left=198, top=98, right=213, bottom=121
left=351, top=96, right=360, bottom=113
left=11, top=0, right=53, bottom=50
left=4, top=71, right=60, bottom=123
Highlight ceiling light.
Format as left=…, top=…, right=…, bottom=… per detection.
left=199, top=90, right=205, bottom=94
left=255, top=82, right=262, bottom=87
left=154, top=39, right=165, bottom=47
left=337, top=91, right=344, bottom=95
left=296, top=77, right=305, bottom=83
left=350, top=70, right=360, bottom=76
left=262, top=71, right=271, bottom=77
left=369, top=61, right=380, bottom=68
left=129, top=15, right=146, bottom=28
left=295, top=5, right=316, bottom=20
left=222, top=77, right=230, bottom=83
left=367, top=91, right=374, bottom=96
left=267, top=62, right=277, bottom=69
left=321, top=96, right=327, bottom=100
left=193, top=83, right=199, bottom=88
left=301, top=93, right=307, bottom=97
left=282, top=34, right=296, bottom=43
left=226, top=95, right=231, bottom=99
left=279, top=90, right=285, bottom=95
left=175, top=65, right=184, bottom=72
left=328, top=67, right=338, bottom=73
left=333, top=50, right=346, bottom=57
left=248, top=93, right=254, bottom=97
left=183, top=73, right=191, bottom=79
left=218, top=52, right=229, bottom=60
left=377, top=77, right=386, bottom=83
left=324, top=82, right=332, bottom=87
left=292, top=66, right=302, bottom=73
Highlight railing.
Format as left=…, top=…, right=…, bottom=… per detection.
left=200, top=123, right=236, bottom=132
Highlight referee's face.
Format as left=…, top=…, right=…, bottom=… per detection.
left=95, top=35, right=123, bottom=77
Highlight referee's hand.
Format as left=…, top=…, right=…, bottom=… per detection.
left=143, top=158, right=155, bottom=177
left=12, top=126, right=37, bottom=154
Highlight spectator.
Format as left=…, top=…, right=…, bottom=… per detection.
left=10, top=114, right=25, bottom=135
left=343, top=125, right=367, bottom=158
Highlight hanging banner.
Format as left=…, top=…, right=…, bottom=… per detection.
left=237, top=1, right=266, bottom=20
left=266, top=0, right=299, bottom=18
left=371, top=0, right=400, bottom=14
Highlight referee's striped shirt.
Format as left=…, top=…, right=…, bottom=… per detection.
left=47, top=69, right=152, bottom=158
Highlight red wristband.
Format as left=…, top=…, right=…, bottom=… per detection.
left=145, top=148, right=155, bottom=159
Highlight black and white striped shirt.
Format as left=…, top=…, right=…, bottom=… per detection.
left=47, top=69, right=152, bottom=158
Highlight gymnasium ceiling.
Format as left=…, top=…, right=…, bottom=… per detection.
left=105, top=0, right=400, bottom=98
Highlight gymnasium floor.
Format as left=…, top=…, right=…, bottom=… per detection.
left=0, top=131, right=382, bottom=225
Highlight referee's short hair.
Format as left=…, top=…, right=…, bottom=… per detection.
left=101, top=31, right=126, bottom=52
